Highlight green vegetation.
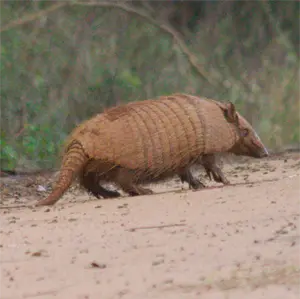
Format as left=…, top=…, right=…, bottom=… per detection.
left=0, top=1, right=299, bottom=171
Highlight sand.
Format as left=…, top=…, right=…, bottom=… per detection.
left=1, top=152, right=300, bottom=299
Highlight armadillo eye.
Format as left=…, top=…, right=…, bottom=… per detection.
left=241, top=128, right=249, bottom=137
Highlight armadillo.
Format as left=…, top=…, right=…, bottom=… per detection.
left=36, top=93, right=269, bottom=206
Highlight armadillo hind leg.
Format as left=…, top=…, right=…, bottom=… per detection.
left=178, top=167, right=205, bottom=190
left=79, top=170, right=121, bottom=199
left=115, top=168, right=154, bottom=196
left=202, top=154, right=230, bottom=185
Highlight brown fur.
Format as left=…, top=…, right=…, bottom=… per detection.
left=36, top=93, right=268, bottom=206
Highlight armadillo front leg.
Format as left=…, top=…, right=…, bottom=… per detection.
left=115, top=168, right=154, bottom=196
left=201, top=154, right=230, bottom=185
left=179, top=168, right=205, bottom=190
left=80, top=171, right=121, bottom=199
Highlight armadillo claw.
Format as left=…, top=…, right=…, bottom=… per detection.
left=204, top=166, right=229, bottom=185
left=189, top=179, right=205, bottom=190
left=205, top=169, right=213, bottom=181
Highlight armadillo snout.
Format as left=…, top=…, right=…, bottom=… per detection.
left=246, top=140, right=269, bottom=158
left=256, top=146, right=269, bottom=158
left=230, top=139, right=269, bottom=159
left=250, top=148, right=268, bottom=158
left=250, top=133, right=269, bottom=158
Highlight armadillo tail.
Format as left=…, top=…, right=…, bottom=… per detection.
left=36, top=141, right=88, bottom=206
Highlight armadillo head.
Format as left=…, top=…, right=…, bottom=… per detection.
left=221, top=102, right=269, bottom=158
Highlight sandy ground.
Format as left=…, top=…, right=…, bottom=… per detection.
left=1, top=152, right=300, bottom=299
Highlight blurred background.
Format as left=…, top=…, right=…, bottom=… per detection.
left=1, top=0, right=299, bottom=172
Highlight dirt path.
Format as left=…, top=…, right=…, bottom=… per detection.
left=1, top=153, right=300, bottom=299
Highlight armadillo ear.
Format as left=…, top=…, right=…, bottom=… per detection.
left=223, top=102, right=238, bottom=124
